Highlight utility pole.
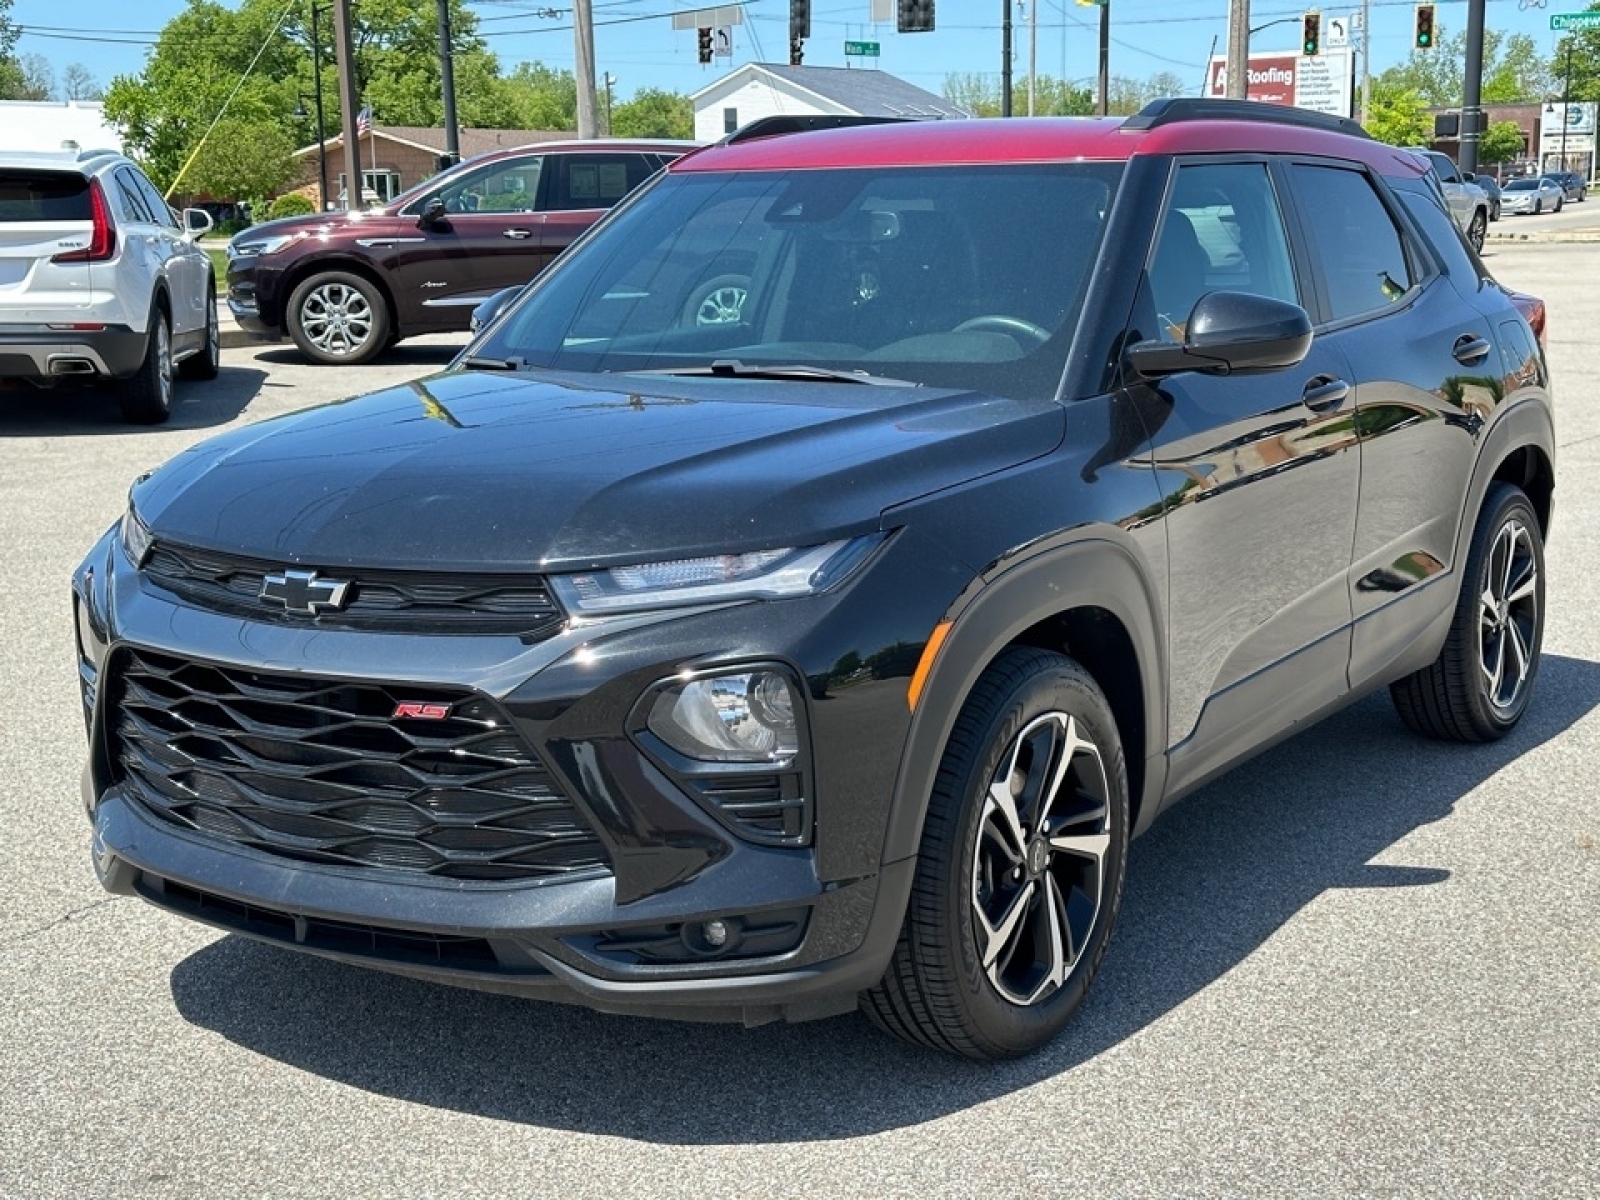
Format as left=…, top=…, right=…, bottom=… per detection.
left=331, top=0, right=362, bottom=209
left=1360, top=0, right=1371, bottom=125
left=1460, top=0, right=1485, bottom=173
left=309, top=1, right=329, bottom=211
left=1001, top=0, right=1012, bottom=117
left=573, top=0, right=598, bottom=138
left=437, top=0, right=460, bottom=167
left=1097, top=1, right=1109, bottom=116
left=1027, top=0, right=1036, bottom=116
left=1559, top=42, right=1574, bottom=171
left=1225, top=0, right=1250, bottom=99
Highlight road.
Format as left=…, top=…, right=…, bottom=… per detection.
left=1, top=240, right=1596, bottom=1198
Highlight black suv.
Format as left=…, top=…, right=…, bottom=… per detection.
left=75, top=103, right=1555, bottom=1060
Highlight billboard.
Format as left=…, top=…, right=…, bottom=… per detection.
left=1207, top=49, right=1354, bottom=119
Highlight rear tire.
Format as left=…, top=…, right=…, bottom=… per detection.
left=1466, top=210, right=1486, bottom=252
left=120, top=306, right=173, bottom=425
left=178, top=285, right=221, bottom=380
left=862, top=648, right=1129, bottom=1060
left=1391, top=484, right=1544, bottom=742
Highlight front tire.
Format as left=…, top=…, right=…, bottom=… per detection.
left=120, top=306, right=173, bottom=425
left=1391, top=484, right=1544, bottom=741
left=286, top=271, right=390, bottom=365
left=1466, top=210, right=1486, bottom=252
left=862, top=648, right=1129, bottom=1060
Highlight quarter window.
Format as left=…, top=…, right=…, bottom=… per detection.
left=1292, top=164, right=1413, bottom=322
left=114, top=168, right=153, bottom=224
left=1148, top=162, right=1298, bottom=342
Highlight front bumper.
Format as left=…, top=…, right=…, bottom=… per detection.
left=73, top=525, right=945, bottom=1023
left=225, top=258, right=285, bottom=339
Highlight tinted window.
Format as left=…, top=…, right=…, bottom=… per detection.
left=543, top=153, right=658, bottom=211
left=1391, top=177, right=1481, bottom=281
left=131, top=169, right=177, bottom=229
left=1147, top=161, right=1298, bottom=342
left=1292, top=164, right=1412, bottom=322
left=0, top=172, right=89, bottom=221
left=1425, top=151, right=1461, bottom=184
left=479, top=162, right=1122, bottom=402
left=114, top=168, right=154, bottom=224
left=427, top=155, right=542, bottom=214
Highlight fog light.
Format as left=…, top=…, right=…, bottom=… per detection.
left=702, top=920, right=729, bottom=948
left=647, top=668, right=800, bottom=763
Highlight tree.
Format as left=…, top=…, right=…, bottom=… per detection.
left=62, top=64, right=102, bottom=102
left=1553, top=5, right=1600, bottom=103
left=10, top=53, right=53, bottom=101
left=610, top=88, right=691, bottom=139
left=1378, top=27, right=1550, bottom=108
left=1363, top=79, right=1433, bottom=147
left=184, top=118, right=296, bottom=201
left=503, top=61, right=577, bottom=130
left=1479, top=120, right=1527, bottom=167
left=942, top=73, right=1095, bottom=117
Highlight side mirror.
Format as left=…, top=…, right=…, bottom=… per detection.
left=1127, top=291, right=1313, bottom=378
left=182, top=207, right=214, bottom=238
left=419, top=197, right=447, bottom=229
left=469, top=284, right=524, bottom=334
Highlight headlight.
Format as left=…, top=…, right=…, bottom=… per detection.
left=119, top=506, right=152, bottom=566
left=229, top=231, right=308, bottom=258
left=549, top=535, right=882, bottom=615
left=648, top=669, right=800, bottom=763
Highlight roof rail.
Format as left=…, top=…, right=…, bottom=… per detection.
left=1123, top=98, right=1371, bottom=141
left=720, top=115, right=914, bottom=146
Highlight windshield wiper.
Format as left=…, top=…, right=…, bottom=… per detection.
left=460, top=355, right=530, bottom=372
left=625, top=359, right=917, bottom=387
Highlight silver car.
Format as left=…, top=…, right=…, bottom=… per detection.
left=1502, top=176, right=1565, bottom=216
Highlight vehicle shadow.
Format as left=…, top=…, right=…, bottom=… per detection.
left=168, top=654, right=1600, bottom=1142
left=0, top=366, right=266, bottom=436
left=251, top=343, right=464, bottom=369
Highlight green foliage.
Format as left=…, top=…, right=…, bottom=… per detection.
left=266, top=192, right=315, bottom=220
left=1554, top=5, right=1600, bottom=103
left=184, top=118, right=297, bottom=201
left=1363, top=79, right=1434, bottom=147
left=503, top=61, right=577, bottom=130
left=475, top=189, right=531, bottom=212
left=1377, top=27, right=1550, bottom=108
left=943, top=72, right=1097, bottom=117
left=1479, top=120, right=1527, bottom=167
left=610, top=88, right=692, bottom=139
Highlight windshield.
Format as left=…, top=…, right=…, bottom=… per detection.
left=472, top=162, right=1121, bottom=402
left=1505, top=180, right=1539, bottom=191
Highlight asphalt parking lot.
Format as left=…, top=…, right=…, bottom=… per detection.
left=1, top=241, right=1595, bottom=1198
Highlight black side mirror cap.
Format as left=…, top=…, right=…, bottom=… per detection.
left=1128, top=291, right=1314, bottom=378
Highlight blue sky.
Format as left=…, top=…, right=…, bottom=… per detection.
left=11, top=0, right=1579, bottom=106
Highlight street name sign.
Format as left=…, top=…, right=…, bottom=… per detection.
left=1551, top=13, right=1600, bottom=31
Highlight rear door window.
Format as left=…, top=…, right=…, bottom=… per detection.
left=542, top=154, right=658, bottom=211
left=0, top=173, right=89, bottom=221
left=1290, top=164, right=1415, bottom=323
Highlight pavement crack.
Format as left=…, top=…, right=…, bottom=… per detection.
left=8, top=896, right=121, bottom=944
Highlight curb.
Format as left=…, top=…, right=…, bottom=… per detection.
left=216, top=299, right=275, bottom=351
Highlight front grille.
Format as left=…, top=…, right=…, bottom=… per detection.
left=143, top=540, right=564, bottom=636
left=111, top=647, right=610, bottom=882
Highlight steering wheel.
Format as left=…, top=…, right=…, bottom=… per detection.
left=953, top=314, right=1051, bottom=346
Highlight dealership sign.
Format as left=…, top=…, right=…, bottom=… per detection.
left=1207, top=48, right=1354, bottom=119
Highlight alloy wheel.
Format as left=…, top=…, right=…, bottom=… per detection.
left=1479, top=517, right=1539, bottom=714
left=155, top=317, right=172, bottom=410
left=300, top=281, right=375, bottom=357
left=693, top=283, right=748, bottom=326
left=971, top=711, right=1111, bottom=1007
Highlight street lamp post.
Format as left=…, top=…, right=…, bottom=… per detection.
left=294, top=95, right=328, bottom=211
left=307, top=2, right=330, bottom=211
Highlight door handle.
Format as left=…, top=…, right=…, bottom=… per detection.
left=1453, top=333, right=1492, bottom=366
left=501, top=228, right=534, bottom=240
left=1301, top=375, right=1349, bottom=413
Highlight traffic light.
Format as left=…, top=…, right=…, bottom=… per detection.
left=697, top=27, right=711, bottom=65
left=1302, top=11, right=1321, bottom=57
left=790, top=38, right=804, bottom=66
left=898, top=0, right=934, bottom=34
left=790, top=0, right=810, bottom=41
left=1414, top=4, right=1435, bottom=50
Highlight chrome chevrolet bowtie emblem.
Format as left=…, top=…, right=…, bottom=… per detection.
left=260, top=568, right=352, bottom=615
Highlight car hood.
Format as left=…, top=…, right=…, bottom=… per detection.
left=230, top=207, right=407, bottom=246
left=132, top=368, right=1065, bottom=572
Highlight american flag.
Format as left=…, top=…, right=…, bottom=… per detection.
left=355, top=105, right=372, bottom=136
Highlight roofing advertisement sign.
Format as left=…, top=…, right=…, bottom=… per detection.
left=1207, top=49, right=1354, bottom=119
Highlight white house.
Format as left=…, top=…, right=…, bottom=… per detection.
left=691, top=64, right=968, bottom=142
left=0, top=100, right=123, bottom=153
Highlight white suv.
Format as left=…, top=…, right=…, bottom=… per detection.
left=0, top=148, right=218, bottom=423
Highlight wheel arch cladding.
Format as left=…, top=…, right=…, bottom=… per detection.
left=1491, top=443, right=1554, bottom=538
left=882, top=536, right=1166, bottom=868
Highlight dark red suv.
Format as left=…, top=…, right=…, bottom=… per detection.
left=225, top=139, right=692, bottom=363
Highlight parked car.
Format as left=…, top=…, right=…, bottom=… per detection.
left=77, top=100, right=1555, bottom=1060
left=1542, top=170, right=1587, bottom=202
left=0, top=147, right=218, bottom=423
left=1410, top=149, right=1491, bottom=250
left=1463, top=171, right=1501, bottom=220
left=226, top=139, right=695, bottom=364
left=1502, top=175, right=1566, bottom=215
